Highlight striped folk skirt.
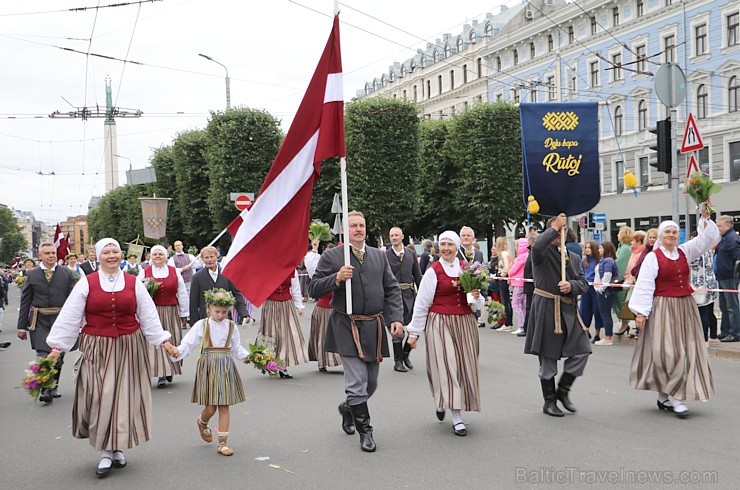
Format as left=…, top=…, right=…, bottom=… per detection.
left=149, top=304, right=183, bottom=377
left=425, top=312, right=481, bottom=412
left=73, top=329, right=153, bottom=451
left=258, top=299, right=309, bottom=367
left=192, top=348, right=246, bottom=406
left=308, top=305, right=342, bottom=367
left=630, top=295, right=714, bottom=401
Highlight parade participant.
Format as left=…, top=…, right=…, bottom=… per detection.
left=578, top=241, right=602, bottom=340
left=306, top=242, right=342, bottom=372
left=493, top=237, right=514, bottom=331
left=65, top=253, right=85, bottom=278
left=688, top=232, right=719, bottom=344
left=141, top=252, right=153, bottom=269
left=258, top=268, right=308, bottom=379
left=123, top=253, right=141, bottom=275
left=168, top=288, right=248, bottom=456
left=17, top=242, right=77, bottom=402
left=457, top=226, right=484, bottom=265
left=593, top=242, right=619, bottom=346
left=419, top=239, right=434, bottom=273
left=79, top=249, right=99, bottom=275
left=21, top=257, right=36, bottom=276
left=508, top=237, right=530, bottom=336
left=628, top=204, right=719, bottom=418
left=189, top=246, right=249, bottom=325
left=142, top=245, right=189, bottom=388
left=168, top=240, right=197, bottom=295
left=45, top=238, right=171, bottom=477
left=524, top=214, right=591, bottom=417
left=385, top=227, right=422, bottom=373
left=308, top=211, right=403, bottom=453
left=613, top=226, right=634, bottom=337
left=407, top=231, right=484, bottom=436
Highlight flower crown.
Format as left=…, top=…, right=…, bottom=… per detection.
left=204, top=288, right=236, bottom=306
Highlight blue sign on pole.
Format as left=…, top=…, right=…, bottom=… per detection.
left=592, top=213, right=607, bottom=223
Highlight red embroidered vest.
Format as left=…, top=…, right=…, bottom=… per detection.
left=316, top=292, right=333, bottom=308
left=268, top=274, right=294, bottom=301
left=83, top=272, right=140, bottom=337
left=653, top=248, right=692, bottom=298
left=429, top=260, right=471, bottom=315
left=144, top=266, right=179, bottom=306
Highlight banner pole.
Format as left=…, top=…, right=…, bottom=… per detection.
left=340, top=157, right=353, bottom=314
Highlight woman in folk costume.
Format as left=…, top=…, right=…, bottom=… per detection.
left=259, top=269, right=308, bottom=378
left=628, top=202, right=719, bottom=418
left=168, top=288, right=248, bottom=456
left=306, top=242, right=341, bottom=372
left=65, top=253, right=86, bottom=278
left=45, top=238, right=171, bottom=478
left=407, top=231, right=485, bottom=436
left=140, top=245, right=189, bottom=388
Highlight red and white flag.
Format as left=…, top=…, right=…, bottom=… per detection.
left=221, top=16, right=345, bottom=306
left=53, top=224, right=69, bottom=264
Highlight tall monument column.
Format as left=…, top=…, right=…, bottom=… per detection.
left=103, top=75, right=119, bottom=192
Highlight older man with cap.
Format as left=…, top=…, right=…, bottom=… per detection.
left=46, top=238, right=171, bottom=477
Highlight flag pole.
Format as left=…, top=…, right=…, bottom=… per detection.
left=340, top=156, right=353, bottom=314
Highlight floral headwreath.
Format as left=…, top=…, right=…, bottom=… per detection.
left=204, top=288, right=236, bottom=307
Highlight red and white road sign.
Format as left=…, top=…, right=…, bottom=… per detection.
left=680, top=113, right=704, bottom=153
left=686, top=154, right=700, bottom=179
left=234, top=194, right=252, bottom=211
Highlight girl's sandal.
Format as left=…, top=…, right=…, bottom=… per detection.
left=197, top=418, right=212, bottom=443
left=217, top=444, right=233, bottom=456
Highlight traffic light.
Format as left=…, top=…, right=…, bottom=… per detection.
left=648, top=118, right=671, bottom=174
left=587, top=211, right=595, bottom=229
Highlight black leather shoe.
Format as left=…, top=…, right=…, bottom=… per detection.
left=541, top=379, right=563, bottom=417
left=435, top=409, right=445, bottom=421
left=453, top=423, right=467, bottom=436
left=720, top=335, right=740, bottom=343
left=96, top=458, right=112, bottom=478
left=165, top=376, right=173, bottom=382
left=318, top=366, right=327, bottom=372
left=516, top=330, right=527, bottom=337
left=394, top=359, right=408, bottom=372
left=39, top=389, right=53, bottom=403
left=402, top=343, right=414, bottom=370
left=51, top=388, right=61, bottom=398
left=556, top=373, right=577, bottom=413
left=279, top=370, right=293, bottom=379
left=591, top=335, right=600, bottom=344
left=338, top=402, right=356, bottom=435
left=157, top=378, right=166, bottom=389
left=349, top=402, right=376, bottom=452
left=0, top=341, right=10, bottom=348
left=657, top=399, right=674, bottom=412
left=112, top=451, right=127, bottom=468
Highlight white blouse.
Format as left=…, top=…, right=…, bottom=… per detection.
left=290, top=271, right=305, bottom=310
left=629, top=218, right=720, bottom=318
left=172, top=317, right=249, bottom=362
left=408, top=258, right=485, bottom=337
left=138, top=264, right=190, bottom=317
left=46, top=270, right=171, bottom=352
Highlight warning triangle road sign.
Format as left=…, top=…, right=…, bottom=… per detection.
left=681, top=113, right=704, bottom=153
left=685, top=154, right=700, bottom=180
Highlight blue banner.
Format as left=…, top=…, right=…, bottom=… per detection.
left=520, top=102, right=601, bottom=216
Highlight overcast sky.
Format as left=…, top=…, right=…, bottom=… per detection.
left=0, top=0, right=514, bottom=224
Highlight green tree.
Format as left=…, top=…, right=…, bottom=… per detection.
left=445, top=102, right=523, bottom=245
left=88, top=183, right=156, bottom=246
left=310, top=157, right=341, bottom=227
left=205, top=108, right=282, bottom=232
left=0, top=207, right=27, bottom=262
left=345, top=97, right=419, bottom=243
left=150, top=145, right=182, bottom=244
left=172, top=130, right=211, bottom=246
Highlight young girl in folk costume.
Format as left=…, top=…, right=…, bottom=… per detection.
left=166, top=288, right=248, bottom=456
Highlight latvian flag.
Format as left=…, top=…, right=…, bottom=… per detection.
left=221, top=15, right=345, bottom=306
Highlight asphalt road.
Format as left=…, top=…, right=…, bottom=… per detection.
left=0, top=285, right=737, bottom=490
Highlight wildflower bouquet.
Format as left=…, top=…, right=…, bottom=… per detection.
left=308, top=220, right=332, bottom=242
left=246, top=334, right=286, bottom=377
left=486, top=301, right=506, bottom=325
left=457, top=261, right=489, bottom=293
left=14, top=275, right=25, bottom=289
left=686, top=171, right=721, bottom=214
left=125, top=267, right=140, bottom=277
left=143, top=277, right=160, bottom=297
left=22, top=358, right=57, bottom=399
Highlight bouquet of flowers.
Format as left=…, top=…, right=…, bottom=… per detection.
left=246, top=334, right=286, bottom=377
left=486, top=300, right=505, bottom=324
left=125, top=267, right=140, bottom=277
left=22, top=358, right=58, bottom=399
left=187, top=245, right=199, bottom=257
left=308, top=220, right=332, bottom=243
left=686, top=171, right=721, bottom=214
left=457, top=261, right=489, bottom=293
left=143, top=277, right=160, bottom=297
left=14, top=275, right=25, bottom=289
left=72, top=271, right=81, bottom=281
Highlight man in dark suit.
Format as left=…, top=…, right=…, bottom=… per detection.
left=456, top=226, right=485, bottom=265
left=418, top=239, right=433, bottom=273
left=17, top=242, right=77, bottom=402
left=309, top=211, right=403, bottom=453
left=189, top=246, right=249, bottom=325
left=79, top=248, right=99, bottom=275
left=384, top=227, right=422, bottom=372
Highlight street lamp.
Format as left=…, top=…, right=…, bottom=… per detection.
left=199, top=53, right=231, bottom=110
left=113, top=154, right=132, bottom=171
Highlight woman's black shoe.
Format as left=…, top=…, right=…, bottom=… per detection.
left=165, top=376, right=173, bottom=383
left=318, top=366, right=327, bottom=372
left=591, top=335, right=600, bottom=344
left=435, top=409, right=445, bottom=421
left=615, top=324, right=629, bottom=336
left=157, top=378, right=166, bottom=388
left=279, top=371, right=293, bottom=379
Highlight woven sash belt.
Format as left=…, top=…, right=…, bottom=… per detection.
left=29, top=307, right=62, bottom=332
left=533, top=288, right=578, bottom=335
left=333, top=310, right=383, bottom=363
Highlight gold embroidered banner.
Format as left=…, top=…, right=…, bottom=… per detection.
left=139, top=197, right=170, bottom=239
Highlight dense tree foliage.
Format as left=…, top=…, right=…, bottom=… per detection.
left=172, top=130, right=211, bottom=245
left=87, top=182, right=155, bottom=246
left=0, top=206, right=27, bottom=262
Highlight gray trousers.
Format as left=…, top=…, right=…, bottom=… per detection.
left=341, top=355, right=380, bottom=405
left=538, top=353, right=589, bottom=381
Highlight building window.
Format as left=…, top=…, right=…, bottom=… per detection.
left=612, top=7, right=619, bottom=27
left=697, top=84, right=708, bottom=119
left=729, top=13, right=740, bottom=46
left=426, top=80, right=431, bottom=99
left=612, top=53, right=623, bottom=81
left=400, top=66, right=406, bottom=78
left=373, top=80, right=379, bottom=91
left=614, top=106, right=623, bottom=136
left=665, top=0, right=673, bottom=5
left=530, top=42, right=536, bottom=59
left=731, top=141, right=740, bottom=180
left=470, top=31, right=477, bottom=44
left=615, top=160, right=624, bottom=193
left=438, top=75, right=443, bottom=95
left=664, top=35, right=676, bottom=63
left=444, top=44, right=451, bottom=58
left=495, top=56, right=501, bottom=71
left=451, top=106, right=456, bottom=117
left=638, top=99, right=647, bottom=130
left=450, top=70, right=455, bottom=90
left=478, top=57, right=483, bottom=77
left=530, top=84, right=538, bottom=102
left=698, top=147, right=710, bottom=175
left=547, top=76, right=556, bottom=101
left=402, top=90, right=406, bottom=100
left=485, top=23, right=493, bottom=37
left=639, top=156, right=649, bottom=188
left=410, top=61, right=416, bottom=72
left=730, top=76, right=739, bottom=112
left=462, top=64, right=468, bottom=84
left=636, top=0, right=644, bottom=18
left=590, top=61, right=599, bottom=87
left=591, top=16, right=597, bottom=35
left=636, top=45, right=647, bottom=73
left=381, top=75, right=387, bottom=87
left=568, top=26, right=574, bottom=44
left=548, top=35, right=553, bottom=52
left=695, top=24, right=707, bottom=55
left=457, top=37, right=464, bottom=53
left=389, top=70, right=394, bottom=82
left=392, top=94, right=397, bottom=99
left=513, top=49, right=519, bottom=65
left=433, top=50, right=440, bottom=63
left=495, top=93, right=502, bottom=103
left=464, top=101, right=469, bottom=111
left=512, top=88, right=520, bottom=104
left=413, top=85, right=418, bottom=101
left=568, top=71, right=577, bottom=96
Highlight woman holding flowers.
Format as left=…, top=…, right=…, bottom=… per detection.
left=628, top=202, right=719, bottom=418
left=167, top=288, right=248, bottom=456
left=140, top=245, right=189, bottom=388
left=45, top=238, right=171, bottom=477
left=407, top=231, right=485, bottom=437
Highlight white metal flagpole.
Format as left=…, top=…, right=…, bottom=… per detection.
left=340, top=156, right=353, bottom=314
